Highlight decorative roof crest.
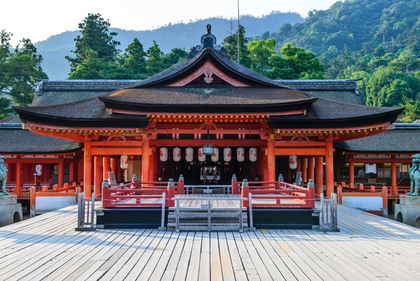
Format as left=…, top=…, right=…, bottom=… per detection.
left=188, top=24, right=228, bottom=58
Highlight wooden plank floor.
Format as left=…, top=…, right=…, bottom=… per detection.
left=1, top=202, right=420, bottom=280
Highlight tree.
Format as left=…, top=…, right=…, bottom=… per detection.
left=0, top=30, right=48, bottom=118
left=247, top=38, right=276, bottom=74
left=269, top=43, right=325, bottom=79
left=120, top=38, right=148, bottom=79
left=222, top=25, right=252, bottom=68
left=66, top=13, right=120, bottom=78
left=146, top=41, right=164, bottom=76
left=366, top=66, right=420, bottom=107
left=398, top=96, right=420, bottom=122
left=162, top=48, right=188, bottom=69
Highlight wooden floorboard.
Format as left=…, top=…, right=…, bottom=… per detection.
left=2, top=201, right=420, bottom=280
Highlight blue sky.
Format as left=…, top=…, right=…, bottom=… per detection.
left=1, top=0, right=339, bottom=46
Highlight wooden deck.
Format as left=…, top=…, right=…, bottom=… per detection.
left=1, top=202, right=420, bottom=280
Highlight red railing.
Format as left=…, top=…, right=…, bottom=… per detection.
left=7, top=182, right=83, bottom=195
left=238, top=178, right=315, bottom=209
left=337, top=185, right=388, bottom=215
left=102, top=177, right=184, bottom=208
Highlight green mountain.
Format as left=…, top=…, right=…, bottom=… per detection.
left=269, top=0, right=420, bottom=58
left=35, top=12, right=304, bottom=80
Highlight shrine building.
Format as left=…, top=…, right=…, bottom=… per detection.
left=10, top=27, right=404, bottom=202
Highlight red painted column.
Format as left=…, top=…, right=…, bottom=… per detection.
left=349, top=155, right=354, bottom=187
left=142, top=141, right=150, bottom=182
left=326, top=141, right=334, bottom=198
left=111, top=156, right=117, bottom=175
left=263, top=148, right=268, bottom=182
left=58, top=156, right=64, bottom=189
left=267, top=141, right=275, bottom=182
left=316, top=156, right=323, bottom=196
left=149, top=150, right=155, bottom=182
left=308, top=157, right=315, bottom=182
left=117, top=157, right=123, bottom=182
left=302, top=157, right=308, bottom=183
left=69, top=162, right=74, bottom=182
left=16, top=156, right=22, bottom=196
left=84, top=142, right=92, bottom=198
left=391, top=155, right=397, bottom=195
left=103, top=156, right=110, bottom=180
left=94, top=156, right=102, bottom=198
left=297, top=158, right=302, bottom=173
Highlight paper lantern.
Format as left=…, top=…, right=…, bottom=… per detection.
left=223, top=147, right=232, bottom=162
left=198, top=147, right=206, bottom=162
left=185, top=147, right=193, bottom=162
left=35, top=164, right=43, bottom=176
left=120, top=155, right=128, bottom=169
left=211, top=147, right=219, bottom=162
left=237, top=147, right=245, bottom=162
left=173, top=147, right=181, bottom=162
left=160, top=147, right=168, bottom=162
left=249, top=147, right=257, bottom=162
left=289, top=155, right=297, bottom=169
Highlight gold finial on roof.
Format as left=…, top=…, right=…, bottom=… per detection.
left=206, top=24, right=211, bottom=34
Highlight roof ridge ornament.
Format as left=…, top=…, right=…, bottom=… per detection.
left=187, top=24, right=228, bottom=58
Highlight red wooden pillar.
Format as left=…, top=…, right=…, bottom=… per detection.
left=349, top=155, right=354, bottom=187
left=149, top=150, right=155, bottom=182
left=111, top=157, right=117, bottom=175
left=262, top=148, right=268, bottom=181
left=94, top=156, right=102, bottom=198
left=391, top=155, right=397, bottom=195
left=142, top=141, right=150, bottom=182
left=267, top=141, right=275, bottom=182
left=308, top=157, right=315, bottom=182
left=316, top=156, right=323, bottom=196
left=77, top=157, right=84, bottom=183
left=326, top=141, right=334, bottom=198
left=302, top=157, right=308, bottom=183
left=58, top=156, right=64, bottom=189
left=16, top=156, right=22, bottom=196
left=103, top=156, right=110, bottom=180
left=84, top=142, right=92, bottom=198
left=69, top=162, right=74, bottom=182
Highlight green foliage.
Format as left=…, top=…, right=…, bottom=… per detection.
left=120, top=38, right=148, bottom=79
left=398, top=96, right=420, bottom=122
left=366, top=67, right=420, bottom=107
left=162, top=48, right=188, bottom=69
left=146, top=41, right=164, bottom=76
left=269, top=44, right=325, bottom=80
left=247, top=38, right=276, bottom=73
left=0, top=30, right=48, bottom=118
left=222, top=25, right=252, bottom=68
left=66, top=13, right=120, bottom=76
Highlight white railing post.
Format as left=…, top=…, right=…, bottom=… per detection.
left=159, top=193, right=166, bottom=231
left=249, top=193, right=255, bottom=231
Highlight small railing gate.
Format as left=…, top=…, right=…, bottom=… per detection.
left=75, top=192, right=96, bottom=231
left=319, top=193, right=339, bottom=232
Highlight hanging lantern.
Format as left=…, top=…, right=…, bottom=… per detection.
left=120, top=155, right=129, bottom=169
left=223, top=147, right=232, bottom=162
left=249, top=147, right=257, bottom=162
left=289, top=155, right=297, bottom=169
left=203, top=142, right=213, bottom=155
left=185, top=147, right=193, bottom=162
left=198, top=147, right=206, bottom=162
left=211, top=147, right=219, bottom=162
left=173, top=147, right=181, bottom=162
left=35, top=164, right=43, bottom=176
left=160, top=147, right=168, bottom=162
left=237, top=147, right=245, bottom=162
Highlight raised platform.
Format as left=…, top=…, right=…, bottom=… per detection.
left=1, top=203, right=420, bottom=280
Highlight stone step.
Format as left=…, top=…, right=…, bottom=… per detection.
left=168, top=212, right=247, bottom=219
left=166, top=222, right=248, bottom=232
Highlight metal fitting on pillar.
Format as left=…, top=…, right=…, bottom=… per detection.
left=278, top=174, right=284, bottom=180
left=232, top=174, right=237, bottom=180
left=132, top=174, right=137, bottom=181
left=179, top=174, right=184, bottom=181
left=242, top=179, right=249, bottom=188
left=102, top=178, right=110, bottom=189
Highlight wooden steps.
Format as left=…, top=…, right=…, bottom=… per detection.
left=167, top=207, right=248, bottom=232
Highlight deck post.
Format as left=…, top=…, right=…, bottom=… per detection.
left=241, top=179, right=249, bottom=208
left=101, top=179, right=110, bottom=208
left=30, top=186, right=36, bottom=217
left=94, top=156, right=102, bottom=198
left=302, top=157, right=308, bottom=183
left=58, top=156, right=64, bottom=189
left=337, top=186, right=342, bottom=204
left=142, top=141, right=150, bottom=182
left=325, top=141, right=334, bottom=198
left=178, top=174, right=184, bottom=194
left=349, top=155, right=354, bottom=187
left=84, top=142, right=92, bottom=198
left=267, top=141, right=275, bottom=182
left=316, top=156, right=323, bottom=197
left=167, top=178, right=175, bottom=207
left=16, top=156, right=22, bottom=196
left=308, top=179, right=315, bottom=209
left=382, top=187, right=388, bottom=217
left=391, top=155, right=397, bottom=195
left=231, top=174, right=238, bottom=194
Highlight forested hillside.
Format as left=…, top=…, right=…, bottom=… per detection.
left=35, top=12, right=303, bottom=80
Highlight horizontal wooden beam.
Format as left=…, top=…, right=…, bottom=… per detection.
left=275, top=142, right=326, bottom=147
left=151, top=139, right=267, bottom=147
left=275, top=147, right=326, bottom=156
left=91, top=147, right=143, bottom=156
